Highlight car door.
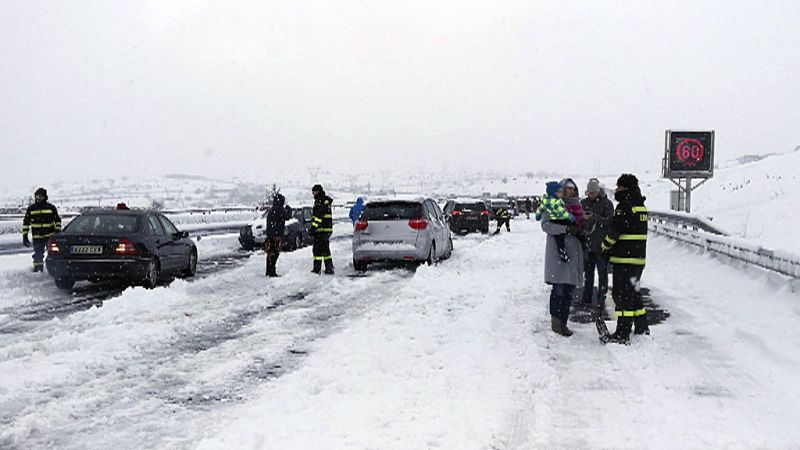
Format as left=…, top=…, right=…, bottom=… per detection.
left=158, top=214, right=187, bottom=271
left=423, top=200, right=443, bottom=256
left=147, top=214, right=174, bottom=271
left=430, top=200, right=449, bottom=258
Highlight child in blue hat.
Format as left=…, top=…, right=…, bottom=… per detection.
left=535, top=181, right=575, bottom=261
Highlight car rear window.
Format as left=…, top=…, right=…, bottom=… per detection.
left=455, top=202, right=485, bottom=211
left=64, top=214, right=141, bottom=235
left=362, top=202, right=424, bottom=220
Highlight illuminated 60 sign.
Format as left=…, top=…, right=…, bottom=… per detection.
left=665, top=130, right=714, bottom=178
left=675, top=138, right=705, bottom=167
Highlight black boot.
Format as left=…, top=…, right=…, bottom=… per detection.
left=323, top=259, right=334, bottom=275
left=633, top=315, right=650, bottom=335
left=311, top=260, right=322, bottom=274
left=607, top=317, right=633, bottom=344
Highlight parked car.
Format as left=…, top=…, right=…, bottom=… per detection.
left=352, top=197, right=453, bottom=270
left=486, top=198, right=516, bottom=218
left=45, top=209, right=197, bottom=290
left=239, top=205, right=314, bottom=251
left=442, top=198, right=490, bottom=234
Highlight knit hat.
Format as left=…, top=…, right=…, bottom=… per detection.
left=273, top=193, right=285, bottom=205
left=545, top=181, right=561, bottom=197
left=586, top=178, right=601, bottom=193
left=34, top=187, right=48, bottom=200
left=616, top=173, right=639, bottom=189
left=312, top=184, right=324, bottom=193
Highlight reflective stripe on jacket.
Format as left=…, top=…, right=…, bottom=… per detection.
left=22, top=202, right=61, bottom=239
left=311, top=195, right=334, bottom=235
left=601, top=190, right=647, bottom=266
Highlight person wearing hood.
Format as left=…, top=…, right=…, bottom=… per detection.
left=22, top=187, right=62, bottom=272
left=349, top=197, right=365, bottom=225
left=540, top=178, right=585, bottom=337
left=310, top=184, right=334, bottom=274
left=265, top=193, right=291, bottom=277
left=600, top=173, right=649, bottom=343
left=535, top=181, right=576, bottom=262
left=580, top=178, right=614, bottom=305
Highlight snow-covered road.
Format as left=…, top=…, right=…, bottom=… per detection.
left=1, top=221, right=799, bottom=449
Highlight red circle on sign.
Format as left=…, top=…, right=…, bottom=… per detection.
left=675, top=138, right=704, bottom=167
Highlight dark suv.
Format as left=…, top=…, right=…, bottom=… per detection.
left=239, top=206, right=314, bottom=251
left=442, top=199, right=490, bottom=234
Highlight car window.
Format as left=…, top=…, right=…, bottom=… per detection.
left=158, top=215, right=179, bottom=235
left=66, top=214, right=141, bottom=235
left=444, top=201, right=454, bottom=213
left=455, top=202, right=485, bottom=211
left=304, top=208, right=313, bottom=221
left=292, top=209, right=304, bottom=221
left=148, top=216, right=165, bottom=235
left=431, top=201, right=444, bottom=220
left=362, top=202, right=424, bottom=220
left=422, top=201, right=435, bottom=220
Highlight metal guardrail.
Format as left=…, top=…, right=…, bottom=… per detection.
left=648, top=210, right=800, bottom=279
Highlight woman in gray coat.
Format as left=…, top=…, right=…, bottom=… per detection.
left=541, top=203, right=585, bottom=336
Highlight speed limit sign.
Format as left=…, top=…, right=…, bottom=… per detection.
left=663, top=130, right=715, bottom=178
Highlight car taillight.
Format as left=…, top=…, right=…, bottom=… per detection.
left=355, top=219, right=369, bottom=231
left=114, top=238, right=139, bottom=256
left=47, top=238, right=60, bottom=254
left=451, top=210, right=462, bottom=216
left=480, top=210, right=490, bottom=216
left=408, top=218, right=428, bottom=230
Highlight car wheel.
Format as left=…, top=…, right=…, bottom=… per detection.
left=445, top=237, right=453, bottom=259
left=180, top=249, right=197, bottom=278
left=353, top=259, right=368, bottom=271
left=55, top=277, right=75, bottom=290
left=143, top=258, right=160, bottom=289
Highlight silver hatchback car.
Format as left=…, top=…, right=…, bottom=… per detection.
left=352, top=197, right=453, bottom=270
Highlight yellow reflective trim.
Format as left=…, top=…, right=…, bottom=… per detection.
left=30, top=223, right=56, bottom=228
left=618, top=234, right=647, bottom=241
left=631, top=206, right=648, bottom=213
left=634, top=308, right=647, bottom=316
left=30, top=209, right=54, bottom=215
left=323, top=215, right=332, bottom=218
left=603, top=236, right=617, bottom=244
left=615, top=310, right=636, bottom=317
left=609, top=256, right=646, bottom=265
left=317, top=228, right=333, bottom=233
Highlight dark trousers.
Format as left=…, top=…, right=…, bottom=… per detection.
left=32, top=238, right=47, bottom=271
left=265, top=237, right=282, bottom=276
left=582, top=251, right=608, bottom=304
left=494, top=217, right=510, bottom=233
left=549, top=283, right=575, bottom=324
left=611, top=264, right=646, bottom=335
left=312, top=234, right=333, bottom=272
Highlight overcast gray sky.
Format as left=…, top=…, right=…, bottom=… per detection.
left=1, top=0, right=798, bottom=190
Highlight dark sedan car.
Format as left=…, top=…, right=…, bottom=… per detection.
left=46, top=209, right=197, bottom=290
left=239, top=206, right=314, bottom=251
left=442, top=199, right=490, bottom=234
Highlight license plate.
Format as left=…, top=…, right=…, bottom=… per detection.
left=71, top=245, right=103, bottom=255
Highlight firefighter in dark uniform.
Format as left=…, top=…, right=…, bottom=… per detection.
left=265, top=193, right=291, bottom=277
left=22, top=187, right=62, bottom=272
left=310, top=184, right=334, bottom=274
left=600, top=174, right=649, bottom=343
left=493, top=206, right=511, bottom=235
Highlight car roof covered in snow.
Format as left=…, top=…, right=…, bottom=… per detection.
left=448, top=198, right=486, bottom=204
left=366, top=195, right=427, bottom=204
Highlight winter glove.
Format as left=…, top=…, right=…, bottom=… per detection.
left=22, top=235, right=30, bottom=247
left=600, top=241, right=611, bottom=256
left=565, top=225, right=580, bottom=236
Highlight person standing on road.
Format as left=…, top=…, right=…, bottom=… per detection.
left=600, top=173, right=649, bottom=343
left=493, top=206, right=511, bottom=234
left=524, top=197, right=532, bottom=219
left=265, top=193, right=291, bottom=277
left=540, top=185, right=584, bottom=337
left=580, top=178, right=614, bottom=305
left=310, top=184, right=334, bottom=274
left=22, top=187, right=61, bottom=272
left=349, top=197, right=365, bottom=226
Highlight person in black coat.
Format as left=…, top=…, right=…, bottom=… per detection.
left=265, top=193, right=291, bottom=277
left=22, top=187, right=61, bottom=272
left=310, top=184, right=334, bottom=274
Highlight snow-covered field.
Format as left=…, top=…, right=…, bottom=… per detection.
left=1, top=214, right=799, bottom=448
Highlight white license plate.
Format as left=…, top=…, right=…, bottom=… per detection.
left=71, top=245, right=103, bottom=255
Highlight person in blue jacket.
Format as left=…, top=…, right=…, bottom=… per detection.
left=349, top=197, right=365, bottom=225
